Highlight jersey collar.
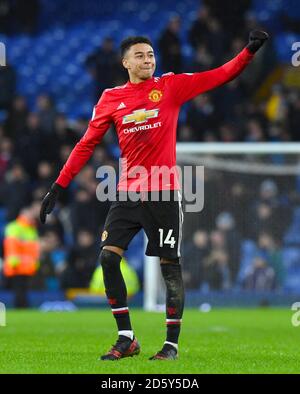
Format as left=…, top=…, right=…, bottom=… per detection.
left=126, top=77, right=154, bottom=88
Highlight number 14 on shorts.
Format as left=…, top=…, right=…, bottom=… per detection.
left=159, top=228, right=176, bottom=248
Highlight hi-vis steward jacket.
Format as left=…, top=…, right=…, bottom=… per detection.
left=90, top=257, right=140, bottom=297
left=3, top=215, right=40, bottom=277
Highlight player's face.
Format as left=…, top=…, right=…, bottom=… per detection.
left=123, top=43, right=156, bottom=81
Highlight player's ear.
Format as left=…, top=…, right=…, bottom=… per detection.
left=122, top=57, right=130, bottom=70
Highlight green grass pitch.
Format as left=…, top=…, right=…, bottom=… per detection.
left=0, top=308, right=299, bottom=374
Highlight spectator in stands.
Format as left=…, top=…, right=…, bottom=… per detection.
left=3, top=200, right=40, bottom=307
left=54, top=113, right=78, bottom=147
left=190, top=44, right=214, bottom=72
left=203, top=230, right=231, bottom=290
left=177, top=124, right=196, bottom=142
left=0, top=136, right=13, bottom=181
left=204, top=0, right=251, bottom=43
left=244, top=118, right=266, bottom=142
left=35, top=161, right=56, bottom=190
left=0, top=0, right=13, bottom=34
left=189, top=6, right=211, bottom=50
left=36, top=230, right=66, bottom=290
left=14, top=0, right=39, bottom=35
left=243, top=255, right=276, bottom=291
left=225, top=182, right=252, bottom=237
left=158, top=14, right=183, bottom=74
left=15, top=112, right=45, bottom=178
left=183, top=229, right=209, bottom=289
left=5, top=96, right=29, bottom=139
left=265, top=85, right=288, bottom=124
left=0, top=162, right=30, bottom=221
left=213, top=79, right=245, bottom=123
left=288, top=91, right=300, bottom=141
left=186, top=94, right=218, bottom=138
left=36, top=94, right=57, bottom=135
left=248, top=202, right=274, bottom=241
left=85, top=37, right=126, bottom=101
left=218, top=122, right=238, bottom=142
left=252, top=180, right=292, bottom=240
left=70, top=187, right=101, bottom=237
left=61, top=229, right=98, bottom=289
left=0, top=62, right=16, bottom=110
left=215, top=212, right=241, bottom=283
left=257, top=232, right=285, bottom=288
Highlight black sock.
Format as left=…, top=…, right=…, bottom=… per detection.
left=100, top=249, right=132, bottom=332
left=160, top=262, right=185, bottom=346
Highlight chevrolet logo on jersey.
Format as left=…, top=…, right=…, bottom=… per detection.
left=122, top=109, right=159, bottom=125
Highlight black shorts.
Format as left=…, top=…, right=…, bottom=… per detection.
left=100, top=190, right=184, bottom=259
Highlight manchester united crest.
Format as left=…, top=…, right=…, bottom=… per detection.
left=149, top=89, right=163, bottom=103
left=101, top=230, right=108, bottom=242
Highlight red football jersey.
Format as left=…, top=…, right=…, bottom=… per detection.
left=56, top=47, right=254, bottom=191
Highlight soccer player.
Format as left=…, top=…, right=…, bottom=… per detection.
left=40, top=30, right=268, bottom=360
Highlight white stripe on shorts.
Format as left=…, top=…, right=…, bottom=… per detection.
left=177, top=190, right=183, bottom=257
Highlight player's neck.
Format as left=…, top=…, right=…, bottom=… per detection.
left=128, top=76, right=152, bottom=84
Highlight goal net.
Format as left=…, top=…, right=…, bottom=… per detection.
left=143, top=143, right=300, bottom=310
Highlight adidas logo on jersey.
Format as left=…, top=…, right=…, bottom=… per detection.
left=117, top=102, right=126, bottom=110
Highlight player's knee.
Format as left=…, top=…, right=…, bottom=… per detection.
left=103, top=245, right=124, bottom=256
left=100, top=248, right=122, bottom=271
left=160, top=257, right=180, bottom=265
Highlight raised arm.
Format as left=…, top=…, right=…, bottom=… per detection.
left=169, top=30, right=269, bottom=105
left=40, top=90, right=112, bottom=223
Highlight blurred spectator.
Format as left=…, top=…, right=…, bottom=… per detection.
left=0, top=0, right=13, bottom=34
left=5, top=96, right=29, bottom=139
left=203, top=230, right=231, bottom=290
left=216, top=212, right=241, bottom=282
left=213, top=79, right=245, bottom=123
left=70, top=188, right=100, bottom=237
left=189, top=6, right=211, bottom=50
left=3, top=200, right=40, bottom=307
left=287, top=91, right=300, bottom=141
left=54, top=113, right=78, bottom=146
left=183, top=229, right=209, bottom=288
left=265, top=85, right=288, bottom=124
left=14, top=0, right=39, bottom=35
left=186, top=95, right=217, bottom=138
left=244, top=119, right=266, bottom=142
left=257, top=232, right=285, bottom=288
left=15, top=112, right=44, bottom=178
left=61, top=230, right=98, bottom=288
left=85, top=37, right=126, bottom=101
left=259, top=179, right=279, bottom=206
left=248, top=202, right=274, bottom=240
left=218, top=122, right=238, bottom=142
left=36, top=230, right=66, bottom=290
left=158, top=15, right=183, bottom=73
left=243, top=256, right=276, bottom=291
left=0, top=62, right=16, bottom=110
left=177, top=124, right=196, bottom=142
left=36, top=94, right=57, bottom=135
left=0, top=136, right=13, bottom=181
left=190, top=44, right=214, bottom=72
left=225, top=182, right=252, bottom=236
left=0, top=162, right=30, bottom=221
left=204, top=0, right=251, bottom=42
left=35, top=161, right=56, bottom=190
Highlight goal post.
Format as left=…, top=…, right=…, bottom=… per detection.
left=143, top=142, right=300, bottom=311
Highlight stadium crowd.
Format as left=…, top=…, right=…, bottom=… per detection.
left=0, top=1, right=299, bottom=296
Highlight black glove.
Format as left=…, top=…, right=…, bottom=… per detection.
left=40, top=183, right=63, bottom=224
left=247, top=30, right=269, bottom=54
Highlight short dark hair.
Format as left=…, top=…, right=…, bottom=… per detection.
left=120, top=36, right=153, bottom=57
